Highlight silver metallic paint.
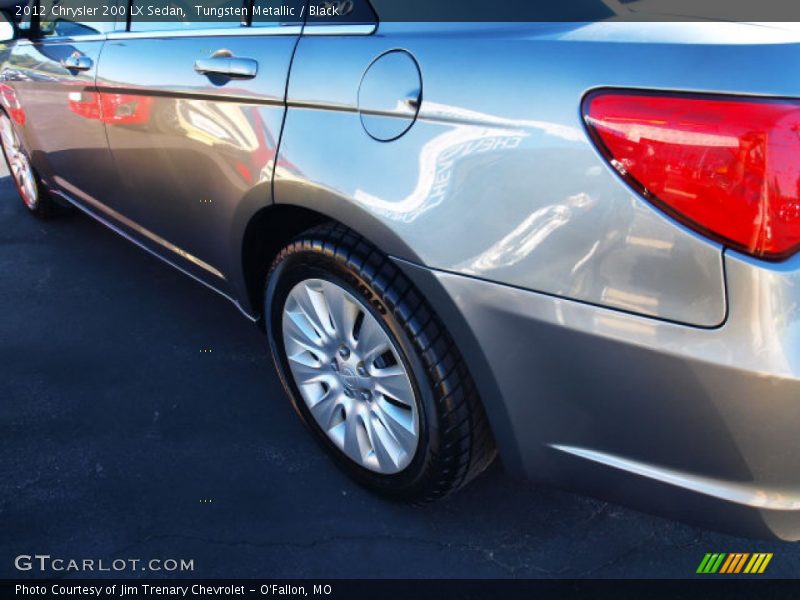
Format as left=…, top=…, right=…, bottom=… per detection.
left=396, top=249, right=800, bottom=539
left=5, top=18, right=800, bottom=538
left=7, top=38, right=117, bottom=207
left=94, top=34, right=298, bottom=294
left=277, top=23, right=730, bottom=326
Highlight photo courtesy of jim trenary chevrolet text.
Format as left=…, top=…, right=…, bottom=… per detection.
left=4, top=0, right=800, bottom=598
left=14, top=584, right=321, bottom=597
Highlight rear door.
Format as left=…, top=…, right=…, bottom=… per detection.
left=5, top=0, right=118, bottom=206
left=96, top=0, right=303, bottom=290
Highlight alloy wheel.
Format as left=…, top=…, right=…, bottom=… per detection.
left=282, top=278, right=420, bottom=474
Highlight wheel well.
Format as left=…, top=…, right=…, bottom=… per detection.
left=241, top=204, right=331, bottom=320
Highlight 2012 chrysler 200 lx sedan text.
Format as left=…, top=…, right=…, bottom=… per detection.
left=3, top=1, right=800, bottom=540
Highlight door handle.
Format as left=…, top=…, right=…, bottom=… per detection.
left=61, top=54, right=93, bottom=72
left=194, top=50, right=258, bottom=80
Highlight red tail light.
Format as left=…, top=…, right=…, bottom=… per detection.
left=583, top=91, right=800, bottom=260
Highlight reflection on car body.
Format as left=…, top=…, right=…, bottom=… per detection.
left=2, top=1, right=800, bottom=540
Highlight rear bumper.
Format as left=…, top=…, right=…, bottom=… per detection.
left=397, top=251, right=800, bottom=540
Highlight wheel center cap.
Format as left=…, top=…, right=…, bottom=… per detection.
left=340, top=366, right=359, bottom=389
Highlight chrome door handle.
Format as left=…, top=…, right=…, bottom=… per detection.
left=61, top=54, right=93, bottom=71
left=194, top=52, right=258, bottom=79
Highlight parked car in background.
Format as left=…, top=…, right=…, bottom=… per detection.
left=3, top=0, right=800, bottom=539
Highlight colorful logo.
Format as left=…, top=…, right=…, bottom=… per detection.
left=696, top=553, right=773, bottom=574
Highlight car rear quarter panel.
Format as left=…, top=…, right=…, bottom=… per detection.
left=276, top=22, right=800, bottom=328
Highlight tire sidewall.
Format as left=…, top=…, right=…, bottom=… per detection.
left=265, top=247, right=442, bottom=498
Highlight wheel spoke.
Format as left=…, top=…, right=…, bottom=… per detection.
left=10, top=166, right=21, bottom=187
left=22, top=181, right=36, bottom=205
left=342, top=408, right=366, bottom=464
left=372, top=364, right=414, bottom=405
left=366, top=413, right=402, bottom=471
left=308, top=389, right=343, bottom=432
left=304, top=284, right=338, bottom=338
left=355, top=315, right=390, bottom=361
left=286, top=353, right=329, bottom=385
left=0, top=118, right=14, bottom=150
left=290, top=286, right=331, bottom=346
left=283, top=316, right=330, bottom=362
left=323, top=282, right=360, bottom=345
left=373, top=399, right=417, bottom=452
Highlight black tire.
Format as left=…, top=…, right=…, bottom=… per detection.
left=0, top=111, right=64, bottom=219
left=265, top=223, right=496, bottom=502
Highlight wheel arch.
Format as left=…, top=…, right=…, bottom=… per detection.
left=240, top=195, right=521, bottom=475
left=240, top=187, right=425, bottom=322
left=240, top=204, right=329, bottom=321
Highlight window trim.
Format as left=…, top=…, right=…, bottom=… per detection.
left=105, top=21, right=375, bottom=40
left=106, top=24, right=303, bottom=39
left=302, top=23, right=375, bottom=35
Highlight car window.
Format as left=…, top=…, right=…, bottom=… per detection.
left=128, top=0, right=247, bottom=32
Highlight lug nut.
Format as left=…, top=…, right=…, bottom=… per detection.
left=338, top=346, right=350, bottom=360
left=330, top=360, right=339, bottom=372
left=360, top=390, right=371, bottom=402
left=356, top=362, right=367, bottom=377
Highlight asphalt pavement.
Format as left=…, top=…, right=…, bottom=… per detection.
left=1, top=168, right=799, bottom=579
